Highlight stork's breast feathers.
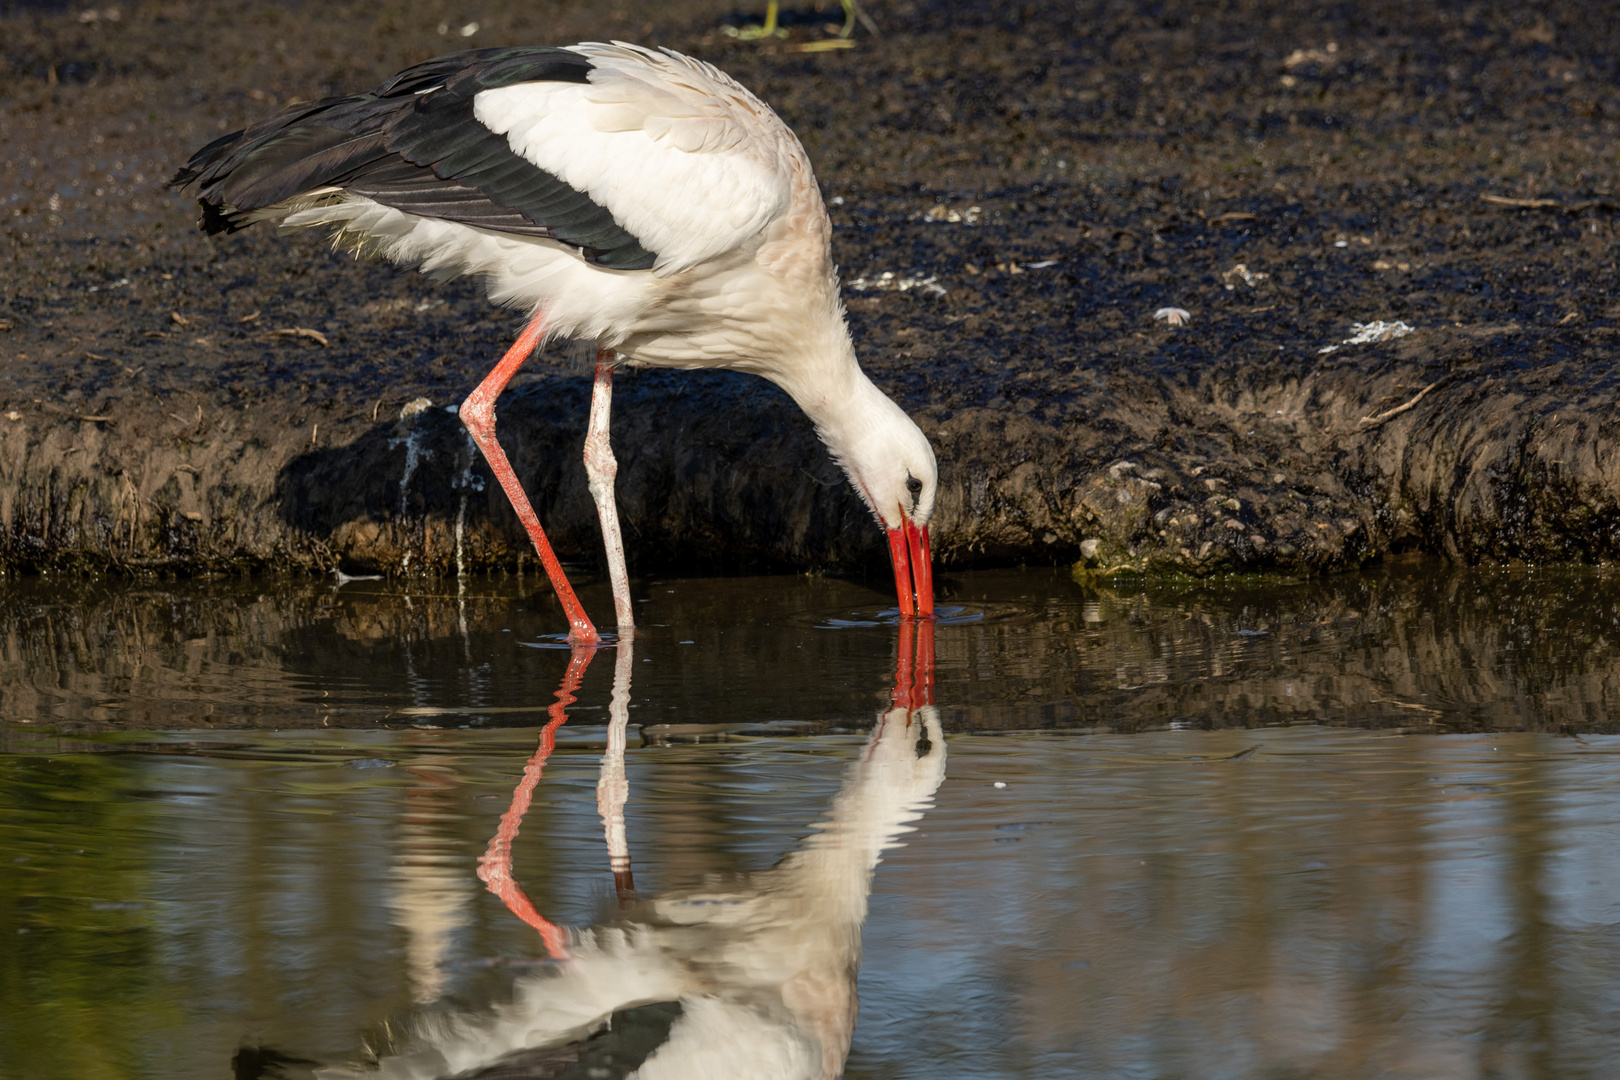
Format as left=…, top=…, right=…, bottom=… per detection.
left=474, top=50, right=796, bottom=276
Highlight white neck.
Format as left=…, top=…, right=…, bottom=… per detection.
left=762, top=333, right=913, bottom=523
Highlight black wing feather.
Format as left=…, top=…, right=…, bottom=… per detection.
left=171, top=47, right=658, bottom=271
left=341, top=158, right=554, bottom=236
left=218, top=129, right=391, bottom=210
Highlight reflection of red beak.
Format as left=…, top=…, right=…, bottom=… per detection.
left=886, top=517, right=934, bottom=618
left=891, top=614, right=936, bottom=711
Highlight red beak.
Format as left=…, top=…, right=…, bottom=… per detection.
left=886, top=518, right=934, bottom=619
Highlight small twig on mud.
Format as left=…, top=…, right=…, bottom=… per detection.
left=788, top=38, right=856, bottom=52
left=1359, top=381, right=1439, bottom=428
left=1206, top=211, right=1259, bottom=225
left=269, top=327, right=329, bottom=346
left=1478, top=194, right=1618, bottom=212
left=1480, top=194, right=1561, bottom=209
left=238, top=310, right=261, bottom=323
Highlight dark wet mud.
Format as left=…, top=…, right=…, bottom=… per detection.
left=3, top=1, right=1620, bottom=577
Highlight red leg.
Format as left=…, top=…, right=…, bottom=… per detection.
left=460, top=312, right=598, bottom=646
left=477, top=647, right=597, bottom=960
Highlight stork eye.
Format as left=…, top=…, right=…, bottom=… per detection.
left=905, top=476, right=923, bottom=495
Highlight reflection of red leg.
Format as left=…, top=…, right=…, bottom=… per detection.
left=477, top=647, right=596, bottom=959
left=460, top=312, right=599, bottom=646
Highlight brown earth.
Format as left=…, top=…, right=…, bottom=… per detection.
left=2, top=0, right=1619, bottom=584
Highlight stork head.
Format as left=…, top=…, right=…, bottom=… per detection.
left=830, top=392, right=937, bottom=619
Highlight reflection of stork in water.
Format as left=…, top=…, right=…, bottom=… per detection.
left=317, top=627, right=938, bottom=1079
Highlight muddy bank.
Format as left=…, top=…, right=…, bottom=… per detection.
left=3, top=0, right=1619, bottom=578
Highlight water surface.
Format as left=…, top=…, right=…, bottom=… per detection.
left=2, top=564, right=1618, bottom=1078
left=6, top=561, right=1620, bottom=738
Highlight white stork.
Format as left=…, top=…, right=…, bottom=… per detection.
left=172, top=42, right=937, bottom=645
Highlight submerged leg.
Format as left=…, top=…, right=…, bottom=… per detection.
left=460, top=312, right=598, bottom=646
left=584, top=348, right=635, bottom=634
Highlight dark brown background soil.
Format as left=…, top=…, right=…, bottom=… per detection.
left=3, top=0, right=1618, bottom=582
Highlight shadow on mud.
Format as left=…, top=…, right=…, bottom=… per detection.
left=274, top=369, right=893, bottom=577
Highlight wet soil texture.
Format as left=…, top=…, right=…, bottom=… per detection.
left=3, top=0, right=1619, bottom=581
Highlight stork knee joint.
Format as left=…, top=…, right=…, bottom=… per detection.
left=584, top=436, right=617, bottom=479
left=458, top=395, right=488, bottom=435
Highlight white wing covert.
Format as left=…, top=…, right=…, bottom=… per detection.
left=474, top=42, right=798, bottom=275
